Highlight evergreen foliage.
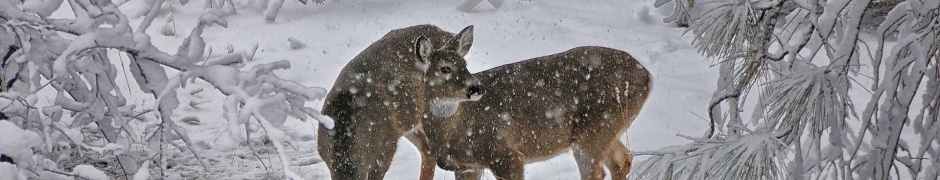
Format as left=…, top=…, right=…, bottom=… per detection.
left=640, top=0, right=940, bottom=179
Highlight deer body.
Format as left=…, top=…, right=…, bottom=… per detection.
left=318, top=25, right=483, bottom=180
left=423, top=46, right=652, bottom=180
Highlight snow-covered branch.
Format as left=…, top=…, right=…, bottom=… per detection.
left=646, top=0, right=940, bottom=178
left=632, top=133, right=788, bottom=179
left=1, top=0, right=331, bottom=179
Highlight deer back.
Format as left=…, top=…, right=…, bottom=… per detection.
left=424, top=46, right=652, bottom=170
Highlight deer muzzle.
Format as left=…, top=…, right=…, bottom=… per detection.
left=467, top=84, right=485, bottom=100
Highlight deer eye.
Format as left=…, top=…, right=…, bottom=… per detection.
left=440, top=67, right=452, bottom=74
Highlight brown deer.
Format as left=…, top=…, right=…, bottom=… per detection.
left=422, top=46, right=652, bottom=180
left=317, top=25, right=485, bottom=180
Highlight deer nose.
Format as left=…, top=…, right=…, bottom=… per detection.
left=467, top=84, right=485, bottom=97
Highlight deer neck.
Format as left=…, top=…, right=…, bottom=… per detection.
left=425, top=119, right=458, bottom=162
left=421, top=100, right=462, bottom=157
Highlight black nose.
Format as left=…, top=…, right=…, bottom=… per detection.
left=467, top=85, right=485, bottom=97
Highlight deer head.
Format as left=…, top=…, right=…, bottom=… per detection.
left=414, top=26, right=485, bottom=117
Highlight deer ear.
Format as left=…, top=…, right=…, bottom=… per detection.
left=415, top=36, right=433, bottom=64
left=444, top=26, right=474, bottom=57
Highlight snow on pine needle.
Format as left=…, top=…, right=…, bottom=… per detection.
left=761, top=65, right=851, bottom=139
left=649, top=0, right=940, bottom=178
left=687, top=0, right=762, bottom=60
left=632, top=132, right=788, bottom=180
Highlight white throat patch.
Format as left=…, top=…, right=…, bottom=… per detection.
left=431, top=99, right=461, bottom=117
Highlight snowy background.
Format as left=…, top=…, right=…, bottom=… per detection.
left=130, top=0, right=711, bottom=179
left=5, top=0, right=937, bottom=179
left=4, top=0, right=715, bottom=179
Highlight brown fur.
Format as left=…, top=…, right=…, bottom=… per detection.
left=317, top=24, right=483, bottom=180
left=422, top=46, right=652, bottom=180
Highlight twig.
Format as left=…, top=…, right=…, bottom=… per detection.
left=245, top=123, right=270, bottom=171
left=168, top=120, right=211, bottom=172
left=707, top=93, right=739, bottom=139
left=40, top=167, right=92, bottom=180
left=252, top=110, right=303, bottom=179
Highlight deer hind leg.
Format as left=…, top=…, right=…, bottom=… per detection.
left=455, top=169, right=484, bottom=180
left=573, top=145, right=607, bottom=180
left=605, top=141, right=632, bottom=180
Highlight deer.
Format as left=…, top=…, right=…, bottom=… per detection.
left=317, top=24, right=485, bottom=180
left=421, top=46, right=652, bottom=180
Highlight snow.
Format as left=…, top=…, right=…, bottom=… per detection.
left=132, top=160, right=151, bottom=180
left=0, top=121, right=42, bottom=166
left=2, top=0, right=714, bottom=179
left=0, top=163, right=23, bottom=180
left=72, top=164, right=109, bottom=180
left=22, top=0, right=63, bottom=18
left=288, top=37, right=307, bottom=50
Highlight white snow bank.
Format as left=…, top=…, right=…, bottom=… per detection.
left=0, top=162, right=23, bottom=180
left=0, top=121, right=42, bottom=165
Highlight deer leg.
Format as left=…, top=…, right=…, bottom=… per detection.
left=573, top=145, right=607, bottom=180
left=455, top=169, right=484, bottom=180
left=488, top=149, right=525, bottom=180
left=405, top=129, right=437, bottom=180
left=417, top=149, right=437, bottom=180
left=605, top=141, right=632, bottom=180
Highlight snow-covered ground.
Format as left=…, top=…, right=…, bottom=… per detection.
left=75, top=0, right=715, bottom=179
